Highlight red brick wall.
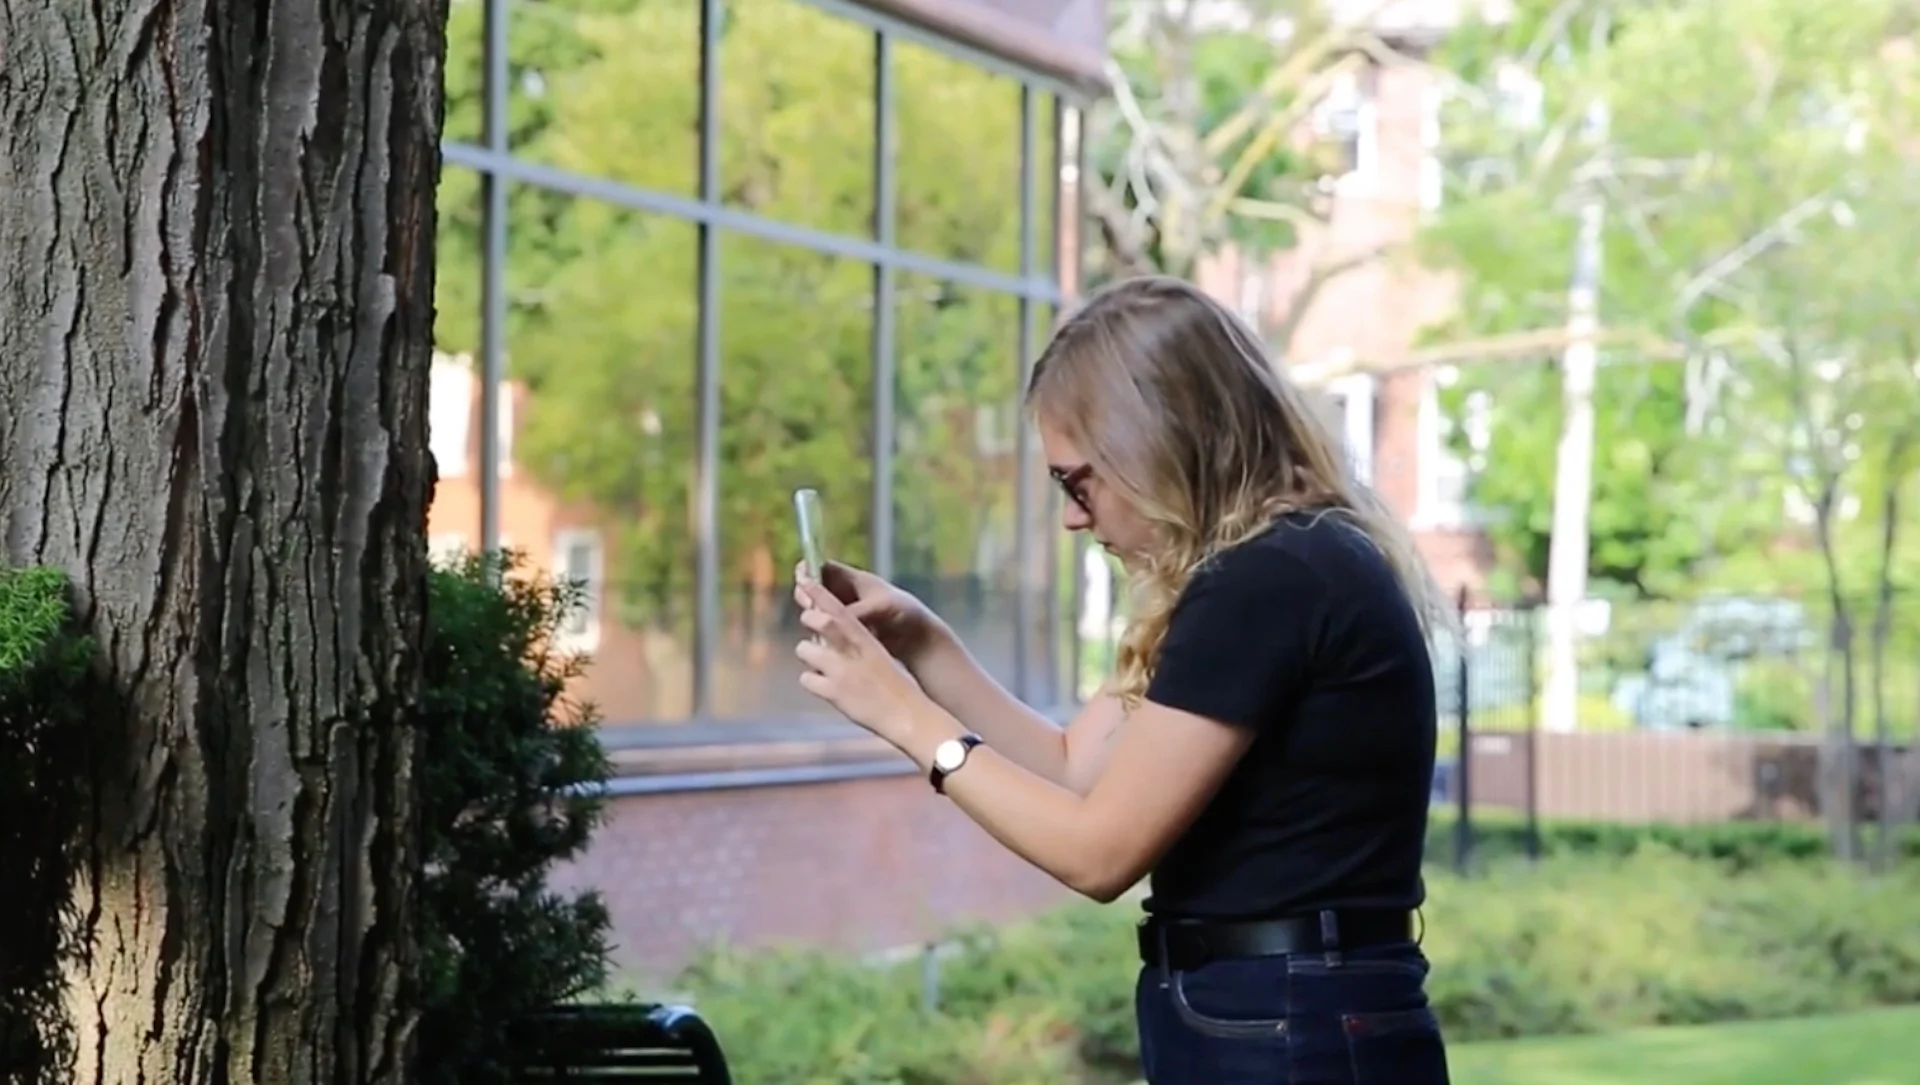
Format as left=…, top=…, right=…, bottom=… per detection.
left=548, top=774, right=1071, bottom=979
left=1194, top=57, right=1491, bottom=597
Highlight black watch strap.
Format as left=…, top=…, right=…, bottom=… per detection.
left=929, top=734, right=984, bottom=794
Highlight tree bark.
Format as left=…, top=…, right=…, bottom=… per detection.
left=0, top=1, right=445, bottom=1082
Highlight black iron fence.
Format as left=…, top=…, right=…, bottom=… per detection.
left=1431, top=588, right=1920, bottom=870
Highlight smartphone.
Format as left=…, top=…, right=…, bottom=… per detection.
left=793, top=487, right=827, bottom=581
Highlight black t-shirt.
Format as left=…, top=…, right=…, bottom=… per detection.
left=1142, top=510, right=1437, bottom=920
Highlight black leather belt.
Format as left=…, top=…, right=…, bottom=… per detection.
left=1138, top=909, right=1414, bottom=971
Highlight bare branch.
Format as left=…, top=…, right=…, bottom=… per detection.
left=1207, top=53, right=1369, bottom=225
left=1226, top=196, right=1326, bottom=228
left=1270, top=241, right=1394, bottom=357
left=1085, top=179, right=1155, bottom=278
left=1672, top=190, right=1836, bottom=325
left=1288, top=324, right=1685, bottom=387
left=1202, top=12, right=1381, bottom=157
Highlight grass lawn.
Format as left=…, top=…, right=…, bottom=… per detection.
left=1449, top=1007, right=1920, bottom=1085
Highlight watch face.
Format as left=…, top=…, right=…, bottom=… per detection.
left=933, top=739, right=967, bottom=773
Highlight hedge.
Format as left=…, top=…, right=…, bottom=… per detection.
left=1427, top=813, right=1920, bottom=870
left=670, top=851, right=1920, bottom=1084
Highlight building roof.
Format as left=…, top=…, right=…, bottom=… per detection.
left=853, top=0, right=1111, bottom=94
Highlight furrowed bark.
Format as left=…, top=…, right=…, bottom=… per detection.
left=0, top=1, right=447, bottom=1081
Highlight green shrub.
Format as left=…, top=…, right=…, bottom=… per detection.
left=1428, top=813, right=1920, bottom=870
left=413, top=551, right=615, bottom=1085
left=669, top=853, right=1920, bottom=1083
left=0, top=568, right=93, bottom=1074
left=0, top=554, right=617, bottom=1081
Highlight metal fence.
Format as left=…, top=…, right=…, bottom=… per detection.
left=1432, top=588, right=1920, bottom=868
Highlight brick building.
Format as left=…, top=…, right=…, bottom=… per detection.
left=1194, top=8, right=1492, bottom=598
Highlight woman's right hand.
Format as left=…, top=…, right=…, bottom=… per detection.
left=800, top=560, right=948, bottom=666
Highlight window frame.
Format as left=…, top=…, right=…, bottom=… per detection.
left=439, top=0, right=1092, bottom=769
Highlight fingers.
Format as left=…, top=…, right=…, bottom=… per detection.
left=795, top=636, right=829, bottom=671
left=798, top=579, right=853, bottom=619
left=798, top=603, right=863, bottom=651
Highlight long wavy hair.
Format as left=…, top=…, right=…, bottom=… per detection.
left=1027, top=275, right=1449, bottom=705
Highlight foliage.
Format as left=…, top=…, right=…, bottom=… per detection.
left=1429, top=813, right=1920, bottom=870
left=1087, top=0, right=1413, bottom=353
left=414, top=550, right=615, bottom=1085
left=1093, top=2, right=1334, bottom=271
left=0, top=568, right=93, bottom=1076
left=667, top=849, right=1920, bottom=1081
left=1436, top=359, right=1775, bottom=598
left=1421, top=0, right=1920, bottom=601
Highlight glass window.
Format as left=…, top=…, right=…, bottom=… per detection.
left=895, top=39, right=1024, bottom=269
left=720, top=0, right=875, bottom=236
left=1035, top=93, right=1061, bottom=272
left=496, top=386, right=517, bottom=478
left=714, top=235, right=875, bottom=719
left=1022, top=301, right=1065, bottom=707
left=1322, top=374, right=1376, bottom=485
left=504, top=186, right=700, bottom=723
left=444, top=0, right=484, bottom=145
left=442, top=1, right=1082, bottom=730
left=554, top=528, right=607, bottom=652
left=510, top=0, right=700, bottom=197
left=427, top=167, right=483, bottom=550
left=892, top=275, right=1020, bottom=688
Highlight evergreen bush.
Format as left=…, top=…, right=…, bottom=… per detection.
left=413, top=551, right=614, bottom=1085
left=0, top=568, right=92, bottom=1076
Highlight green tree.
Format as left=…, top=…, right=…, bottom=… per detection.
left=1441, top=360, right=1773, bottom=599
left=1427, top=0, right=1920, bottom=852
left=1423, top=0, right=1914, bottom=599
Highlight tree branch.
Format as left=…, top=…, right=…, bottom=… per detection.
left=1287, top=323, right=1684, bottom=387
left=1269, top=241, right=1393, bottom=358
left=1085, top=178, right=1155, bottom=278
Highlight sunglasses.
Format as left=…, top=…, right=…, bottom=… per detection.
left=1050, top=463, right=1094, bottom=514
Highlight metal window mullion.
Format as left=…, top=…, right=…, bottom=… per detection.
left=438, top=143, right=1063, bottom=304
left=477, top=0, right=509, bottom=559
left=870, top=31, right=898, bottom=581
left=1012, top=84, right=1039, bottom=703
left=1065, top=104, right=1089, bottom=699
left=1044, top=92, right=1068, bottom=704
left=692, top=0, right=724, bottom=717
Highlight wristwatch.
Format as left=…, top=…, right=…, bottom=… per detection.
left=929, top=733, right=984, bottom=794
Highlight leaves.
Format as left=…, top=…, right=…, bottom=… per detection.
left=1424, top=0, right=1920, bottom=600
left=415, top=550, right=615, bottom=1085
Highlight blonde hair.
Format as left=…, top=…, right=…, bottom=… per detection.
left=1027, top=275, right=1450, bottom=706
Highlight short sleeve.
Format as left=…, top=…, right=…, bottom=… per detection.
left=1144, top=544, right=1322, bottom=730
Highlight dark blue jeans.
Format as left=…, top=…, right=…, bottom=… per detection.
left=1134, top=940, right=1451, bottom=1085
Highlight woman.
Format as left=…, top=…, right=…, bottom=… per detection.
left=792, top=274, right=1453, bottom=1085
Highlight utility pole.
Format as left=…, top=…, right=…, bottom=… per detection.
left=1542, top=96, right=1608, bottom=734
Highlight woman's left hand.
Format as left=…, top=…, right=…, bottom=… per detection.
left=794, top=579, right=928, bottom=745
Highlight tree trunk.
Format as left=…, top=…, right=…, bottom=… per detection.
left=1867, top=428, right=1911, bottom=871
left=0, top=1, right=445, bottom=1082
left=1811, top=486, right=1861, bottom=864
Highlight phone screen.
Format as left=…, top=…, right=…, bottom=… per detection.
left=793, top=488, right=827, bottom=580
